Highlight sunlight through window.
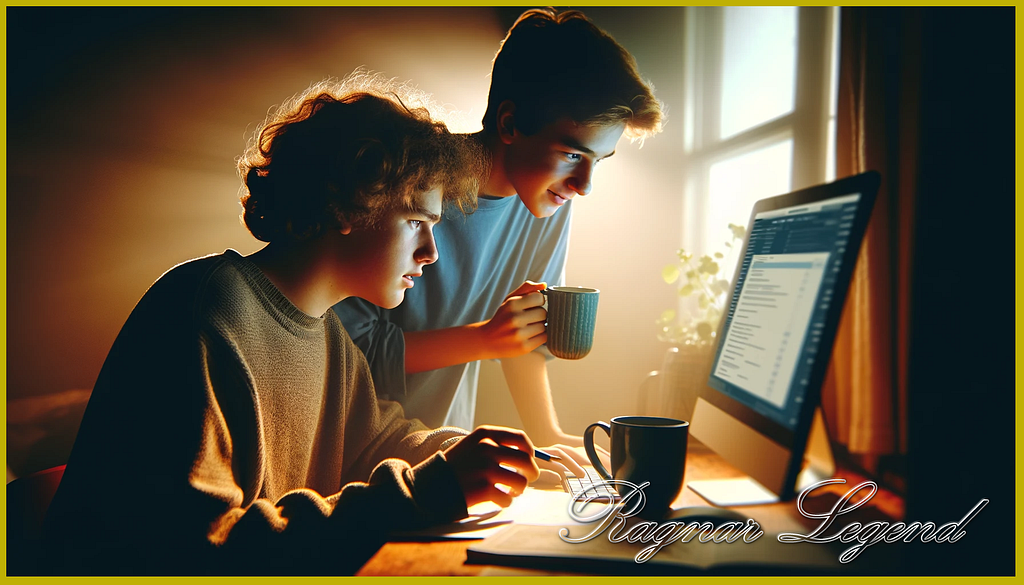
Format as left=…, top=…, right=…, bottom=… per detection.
left=720, top=7, right=797, bottom=140
left=706, top=139, right=793, bottom=276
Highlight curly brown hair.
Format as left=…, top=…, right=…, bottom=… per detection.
left=238, top=75, right=486, bottom=243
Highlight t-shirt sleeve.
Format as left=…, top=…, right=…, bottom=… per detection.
left=332, top=297, right=408, bottom=400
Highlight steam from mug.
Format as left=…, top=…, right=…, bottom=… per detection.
left=544, top=286, right=599, bottom=360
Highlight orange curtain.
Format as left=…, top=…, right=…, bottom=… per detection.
left=820, top=8, right=921, bottom=461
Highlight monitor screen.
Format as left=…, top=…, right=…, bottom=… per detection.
left=688, top=171, right=880, bottom=504
left=707, top=193, right=862, bottom=430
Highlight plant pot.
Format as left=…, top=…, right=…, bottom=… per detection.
left=657, top=344, right=715, bottom=423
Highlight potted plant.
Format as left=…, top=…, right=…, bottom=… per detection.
left=650, top=223, right=746, bottom=421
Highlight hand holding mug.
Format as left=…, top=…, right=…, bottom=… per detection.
left=479, top=281, right=548, bottom=359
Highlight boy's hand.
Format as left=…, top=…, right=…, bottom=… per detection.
left=544, top=434, right=612, bottom=471
left=529, top=444, right=587, bottom=479
left=444, top=426, right=541, bottom=508
left=479, top=281, right=547, bottom=359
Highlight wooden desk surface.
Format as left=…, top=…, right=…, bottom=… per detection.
left=356, top=440, right=904, bottom=576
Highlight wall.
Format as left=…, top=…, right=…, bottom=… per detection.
left=475, top=8, right=686, bottom=435
left=7, top=7, right=686, bottom=475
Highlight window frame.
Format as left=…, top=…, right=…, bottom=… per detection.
left=680, top=6, right=838, bottom=259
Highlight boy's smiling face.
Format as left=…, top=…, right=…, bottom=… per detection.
left=343, top=187, right=442, bottom=309
left=501, top=117, right=625, bottom=218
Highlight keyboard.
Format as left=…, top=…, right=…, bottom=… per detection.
left=561, top=466, right=620, bottom=500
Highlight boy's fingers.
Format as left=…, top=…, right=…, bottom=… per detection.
left=481, top=443, right=540, bottom=482
left=480, top=440, right=533, bottom=466
left=506, top=291, right=545, bottom=313
left=536, top=447, right=586, bottom=478
left=514, top=331, right=546, bottom=353
left=480, top=485, right=515, bottom=508
left=520, top=323, right=546, bottom=341
left=470, top=426, right=535, bottom=455
left=492, top=464, right=530, bottom=496
left=520, top=291, right=548, bottom=309
left=532, top=469, right=564, bottom=487
left=517, top=307, right=547, bottom=327
left=505, top=280, right=547, bottom=302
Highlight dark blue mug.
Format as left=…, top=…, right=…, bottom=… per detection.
left=584, top=415, right=690, bottom=519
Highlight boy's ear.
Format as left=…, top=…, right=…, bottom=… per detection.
left=496, top=100, right=517, bottom=145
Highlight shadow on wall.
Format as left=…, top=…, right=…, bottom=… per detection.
left=6, top=6, right=686, bottom=477
left=7, top=390, right=92, bottom=480
left=6, top=7, right=505, bottom=478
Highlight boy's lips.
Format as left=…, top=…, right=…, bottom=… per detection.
left=549, top=190, right=572, bottom=205
left=402, top=273, right=422, bottom=287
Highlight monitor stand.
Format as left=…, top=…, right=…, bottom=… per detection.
left=687, top=406, right=835, bottom=506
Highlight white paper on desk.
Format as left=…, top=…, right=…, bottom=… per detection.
left=391, top=488, right=611, bottom=541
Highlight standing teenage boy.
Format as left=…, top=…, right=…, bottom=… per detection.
left=42, top=78, right=582, bottom=576
left=335, top=9, right=664, bottom=446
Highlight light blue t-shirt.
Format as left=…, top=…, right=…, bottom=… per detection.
left=334, top=195, right=572, bottom=429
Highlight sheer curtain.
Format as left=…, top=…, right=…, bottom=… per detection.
left=820, top=8, right=921, bottom=473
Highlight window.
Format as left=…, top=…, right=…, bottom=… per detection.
left=681, top=7, right=839, bottom=277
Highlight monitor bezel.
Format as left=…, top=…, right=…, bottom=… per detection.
left=700, top=170, right=880, bottom=498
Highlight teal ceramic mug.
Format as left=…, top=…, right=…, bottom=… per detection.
left=543, top=286, right=600, bottom=360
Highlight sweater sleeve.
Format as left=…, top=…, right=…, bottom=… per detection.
left=190, top=333, right=469, bottom=575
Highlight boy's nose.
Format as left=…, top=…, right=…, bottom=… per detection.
left=417, top=232, right=439, bottom=265
left=568, top=164, right=594, bottom=196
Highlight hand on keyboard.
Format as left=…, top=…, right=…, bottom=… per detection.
left=531, top=444, right=587, bottom=478
left=562, top=466, right=620, bottom=500
left=530, top=469, right=564, bottom=488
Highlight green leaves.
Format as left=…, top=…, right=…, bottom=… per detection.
left=710, top=278, right=729, bottom=296
left=662, top=264, right=680, bottom=284
left=657, top=224, right=741, bottom=346
left=728, top=223, right=746, bottom=240
left=697, top=255, right=719, bottom=276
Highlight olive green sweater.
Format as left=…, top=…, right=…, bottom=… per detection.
left=43, top=250, right=468, bottom=575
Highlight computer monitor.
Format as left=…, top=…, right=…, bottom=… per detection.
left=687, top=171, right=880, bottom=506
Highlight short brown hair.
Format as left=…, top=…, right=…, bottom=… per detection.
left=482, top=8, right=664, bottom=141
left=239, top=75, right=487, bottom=243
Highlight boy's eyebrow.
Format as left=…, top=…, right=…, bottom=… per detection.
left=559, top=136, right=616, bottom=160
left=412, top=205, right=442, bottom=223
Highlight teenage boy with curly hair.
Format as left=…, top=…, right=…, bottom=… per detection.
left=335, top=9, right=665, bottom=448
left=42, top=77, right=583, bottom=575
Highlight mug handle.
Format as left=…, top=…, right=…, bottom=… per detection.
left=584, top=421, right=612, bottom=480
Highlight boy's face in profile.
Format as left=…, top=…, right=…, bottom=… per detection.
left=342, top=187, right=443, bottom=309
left=503, top=117, right=625, bottom=218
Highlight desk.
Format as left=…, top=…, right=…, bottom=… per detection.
left=357, top=440, right=904, bottom=576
